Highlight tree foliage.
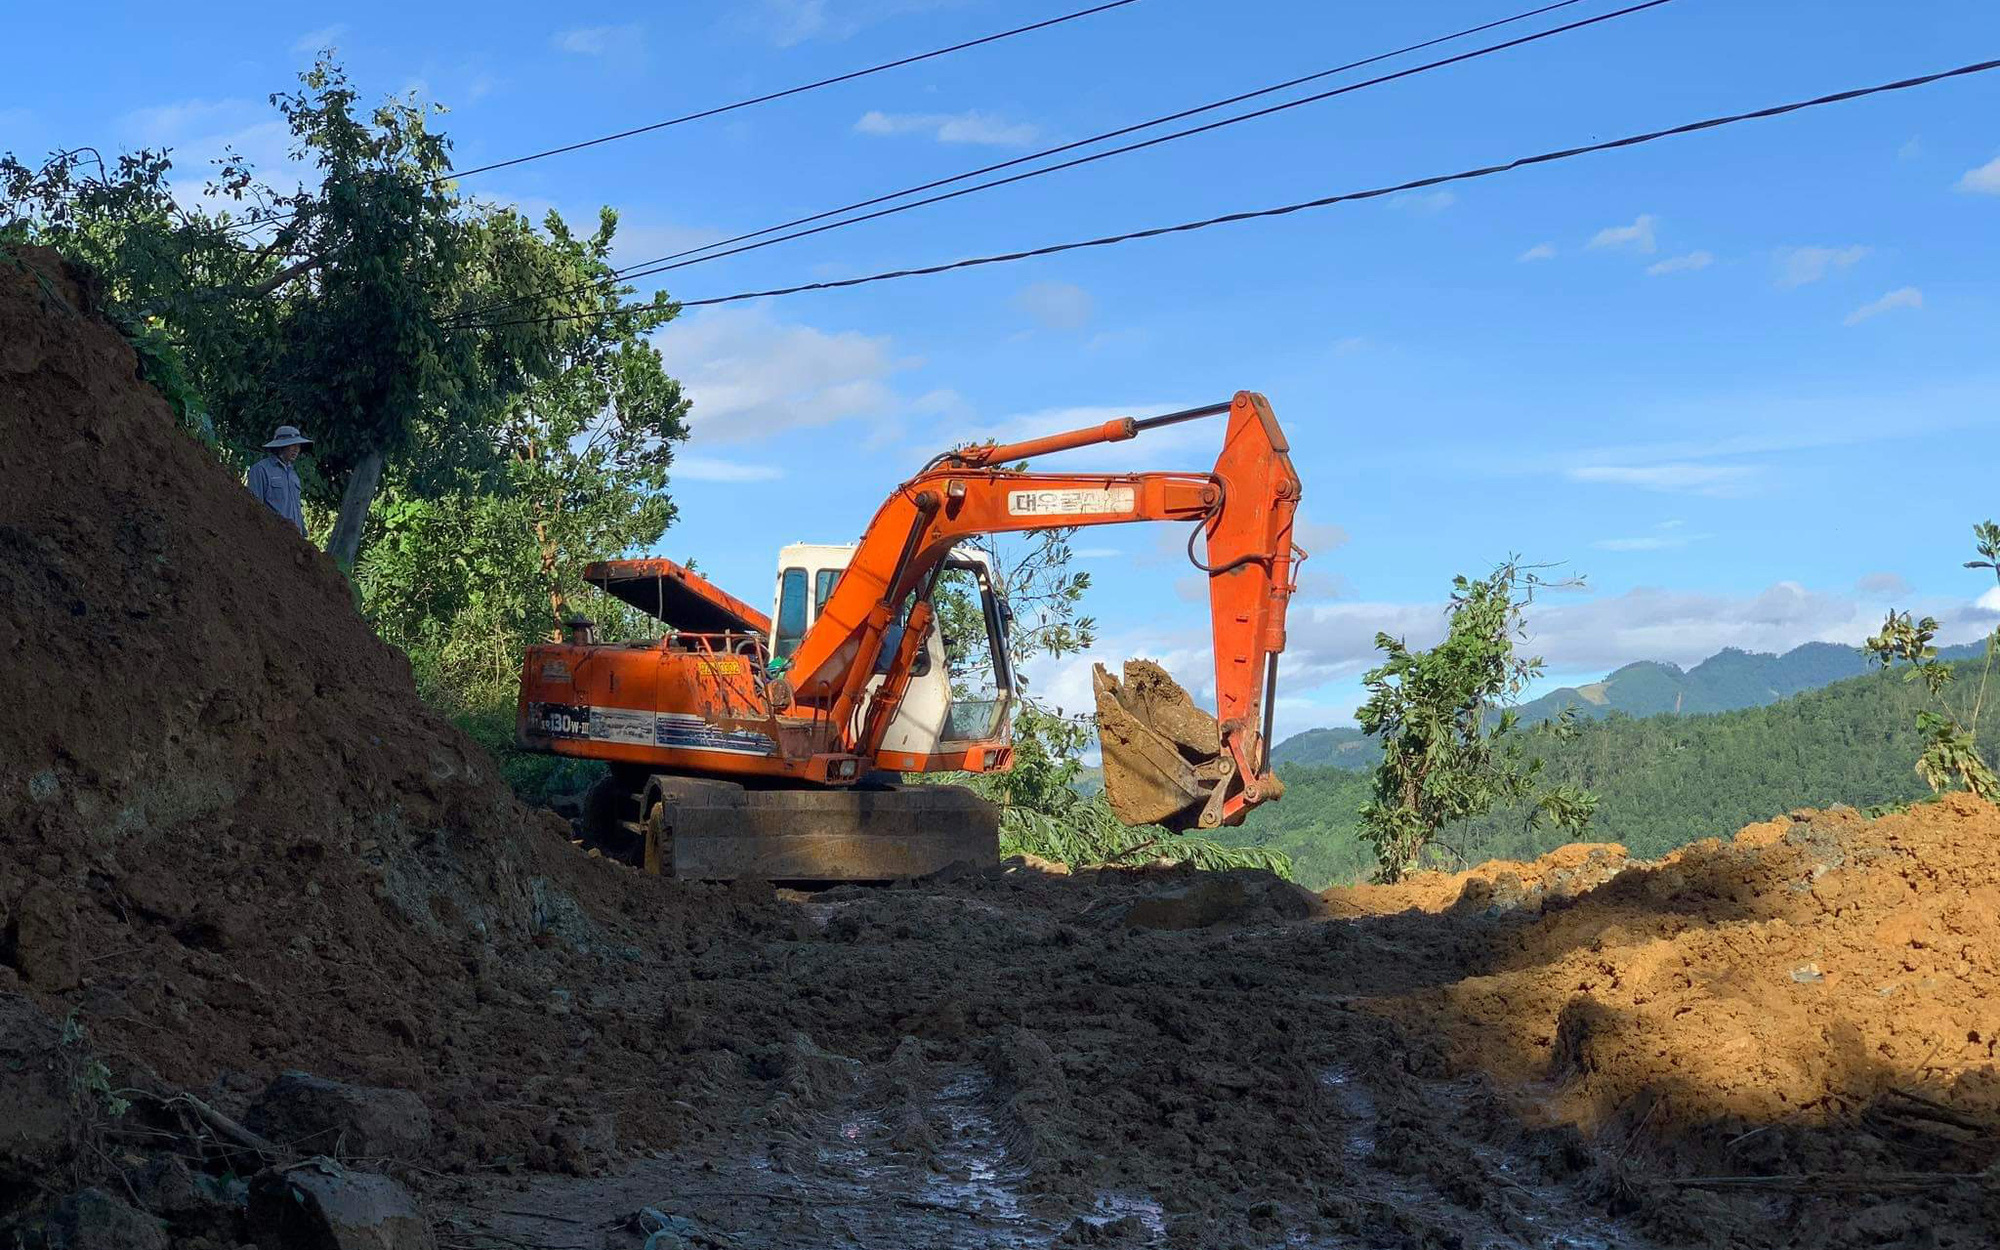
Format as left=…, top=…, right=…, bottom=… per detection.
left=2, top=59, right=673, bottom=570
left=1865, top=520, right=2000, bottom=801
left=1356, top=560, right=1596, bottom=882
left=356, top=209, right=688, bottom=712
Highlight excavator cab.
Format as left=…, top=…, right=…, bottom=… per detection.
left=768, top=542, right=1015, bottom=769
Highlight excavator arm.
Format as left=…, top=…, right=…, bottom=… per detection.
left=784, top=390, right=1303, bottom=830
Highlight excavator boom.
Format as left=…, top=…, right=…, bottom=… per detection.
left=782, top=390, right=1302, bottom=830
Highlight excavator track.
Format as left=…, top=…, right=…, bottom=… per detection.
left=581, top=771, right=999, bottom=882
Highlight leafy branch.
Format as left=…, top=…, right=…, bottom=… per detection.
left=1864, top=521, right=2000, bottom=801
left=1357, top=558, right=1597, bottom=882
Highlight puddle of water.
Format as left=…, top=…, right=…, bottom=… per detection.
left=1317, top=1066, right=1379, bottom=1156
left=1317, top=1066, right=1646, bottom=1250
left=1087, top=1191, right=1168, bottom=1239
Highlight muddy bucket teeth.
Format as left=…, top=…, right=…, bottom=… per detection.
left=1094, top=660, right=1232, bottom=831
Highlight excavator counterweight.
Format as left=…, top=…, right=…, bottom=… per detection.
left=518, top=390, right=1303, bottom=879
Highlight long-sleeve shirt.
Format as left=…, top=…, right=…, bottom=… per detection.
left=246, top=454, right=305, bottom=535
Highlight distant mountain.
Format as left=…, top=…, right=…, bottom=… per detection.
left=1268, top=640, right=1985, bottom=770
left=1510, top=640, right=1981, bottom=725
left=1222, top=652, right=2000, bottom=889
left=1269, top=725, right=1378, bottom=769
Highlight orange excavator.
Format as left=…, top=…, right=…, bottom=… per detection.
left=516, top=390, right=1303, bottom=880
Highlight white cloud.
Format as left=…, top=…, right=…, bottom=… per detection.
left=473, top=191, right=717, bottom=266
left=1980, top=587, right=2000, bottom=613
left=1295, top=520, right=1350, bottom=554
left=1957, top=154, right=2000, bottom=195
left=1331, top=336, right=1369, bottom=357
left=854, top=110, right=1038, bottom=147
left=737, top=0, right=958, bottom=48
left=120, top=97, right=259, bottom=143
left=116, top=98, right=307, bottom=215
left=1591, top=532, right=1713, bottom=551
left=1286, top=581, right=1999, bottom=686
left=1775, top=244, right=1868, bottom=288
left=1071, top=547, right=1124, bottom=560
left=1568, top=463, right=1755, bottom=495
left=672, top=456, right=784, bottom=483
left=654, top=306, right=908, bottom=444
left=1843, top=286, right=1922, bottom=326
left=1856, top=571, right=1912, bottom=597
left=1646, top=250, right=1713, bottom=276
left=1518, top=242, right=1557, bottom=262
left=292, top=24, right=347, bottom=54
left=1013, top=280, right=1093, bottom=331
left=1393, top=190, right=1455, bottom=214
left=554, top=23, right=644, bottom=55
left=1587, top=214, right=1656, bottom=254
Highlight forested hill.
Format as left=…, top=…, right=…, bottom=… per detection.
left=1268, top=640, right=1984, bottom=769
left=1227, top=655, right=1999, bottom=889
left=1508, top=639, right=1983, bottom=725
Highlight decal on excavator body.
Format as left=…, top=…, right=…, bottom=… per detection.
left=1005, top=486, right=1136, bottom=516
left=526, top=702, right=775, bottom=755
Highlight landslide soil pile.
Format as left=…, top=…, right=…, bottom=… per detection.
left=1328, top=796, right=2000, bottom=1245
left=0, top=247, right=754, bottom=1174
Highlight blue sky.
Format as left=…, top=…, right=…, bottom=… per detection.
left=8, top=0, right=2000, bottom=736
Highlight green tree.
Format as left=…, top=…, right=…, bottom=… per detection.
left=2, top=60, right=662, bottom=570
left=1356, top=560, right=1596, bottom=882
left=1865, top=520, right=2000, bottom=801
left=358, top=208, right=688, bottom=710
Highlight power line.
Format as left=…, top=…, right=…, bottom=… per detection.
left=455, top=57, right=2000, bottom=328
left=217, top=0, right=1144, bottom=237
left=638, top=0, right=1595, bottom=268
left=451, top=0, right=1668, bottom=325
left=452, top=0, right=1146, bottom=180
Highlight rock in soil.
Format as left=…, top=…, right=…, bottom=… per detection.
left=248, top=1159, right=435, bottom=1250
left=27, top=1188, right=169, bottom=1250
left=246, top=1072, right=433, bottom=1162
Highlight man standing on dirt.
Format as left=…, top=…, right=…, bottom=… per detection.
left=246, top=425, right=312, bottom=536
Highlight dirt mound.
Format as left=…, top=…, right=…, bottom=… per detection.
left=1343, top=797, right=2000, bottom=1244
left=0, top=247, right=757, bottom=1175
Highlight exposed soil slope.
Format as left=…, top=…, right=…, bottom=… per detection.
left=0, top=246, right=741, bottom=1169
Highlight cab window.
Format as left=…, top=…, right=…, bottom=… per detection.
left=774, top=567, right=809, bottom=658
left=813, top=568, right=842, bottom=618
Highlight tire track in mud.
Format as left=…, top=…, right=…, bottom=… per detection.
left=449, top=1042, right=1168, bottom=1248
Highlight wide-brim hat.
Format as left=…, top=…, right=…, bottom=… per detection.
left=263, top=425, right=313, bottom=450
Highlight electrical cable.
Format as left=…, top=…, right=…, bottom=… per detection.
left=625, top=0, right=1596, bottom=269
left=453, top=0, right=1147, bottom=181
left=450, top=0, right=1669, bottom=324
left=456, top=56, right=2000, bottom=327
left=216, top=0, right=1145, bottom=236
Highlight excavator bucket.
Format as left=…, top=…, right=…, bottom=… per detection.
left=1094, top=660, right=1234, bottom=831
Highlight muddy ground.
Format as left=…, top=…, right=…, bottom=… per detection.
left=3, top=244, right=1995, bottom=1248
left=430, top=800, right=2000, bottom=1250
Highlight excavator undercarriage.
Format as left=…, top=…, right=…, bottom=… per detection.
left=580, top=770, right=998, bottom=881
